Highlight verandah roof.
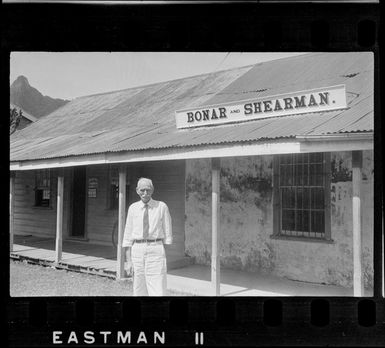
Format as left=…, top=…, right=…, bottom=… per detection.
left=10, top=52, right=373, bottom=163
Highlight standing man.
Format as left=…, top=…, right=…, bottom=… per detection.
left=122, top=177, right=172, bottom=296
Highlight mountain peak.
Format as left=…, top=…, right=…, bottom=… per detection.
left=10, top=76, right=69, bottom=118
left=12, top=75, right=30, bottom=87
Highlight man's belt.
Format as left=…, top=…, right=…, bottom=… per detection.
left=134, top=238, right=163, bottom=243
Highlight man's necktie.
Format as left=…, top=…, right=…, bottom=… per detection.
left=143, top=204, right=149, bottom=239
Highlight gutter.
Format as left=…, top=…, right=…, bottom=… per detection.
left=296, top=132, right=373, bottom=141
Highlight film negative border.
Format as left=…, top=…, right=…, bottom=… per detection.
left=2, top=1, right=383, bottom=347
left=7, top=298, right=385, bottom=346
left=0, top=2, right=380, bottom=51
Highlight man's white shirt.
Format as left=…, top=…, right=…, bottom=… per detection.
left=122, top=198, right=172, bottom=247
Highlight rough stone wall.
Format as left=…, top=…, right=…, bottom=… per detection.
left=185, top=156, right=275, bottom=272
left=185, top=151, right=373, bottom=289
left=328, top=151, right=373, bottom=288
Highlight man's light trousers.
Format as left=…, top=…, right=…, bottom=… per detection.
left=131, top=241, right=167, bottom=296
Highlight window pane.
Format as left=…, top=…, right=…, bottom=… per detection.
left=309, top=163, right=321, bottom=186
left=303, top=210, right=310, bottom=232
left=282, top=209, right=295, bottom=231
left=303, top=163, right=309, bottom=186
left=296, top=210, right=303, bottom=231
left=281, top=188, right=286, bottom=207
left=296, top=188, right=303, bottom=209
left=303, top=187, right=310, bottom=209
left=309, top=164, right=316, bottom=185
left=287, top=165, right=293, bottom=186
left=295, top=163, right=303, bottom=185
left=282, top=188, right=295, bottom=208
left=279, top=165, right=286, bottom=185
left=315, top=174, right=323, bottom=186
left=294, top=153, right=303, bottom=164
left=310, top=152, right=323, bottom=163
left=311, top=188, right=324, bottom=209
left=281, top=165, right=294, bottom=186
left=311, top=211, right=325, bottom=233
left=280, top=154, right=291, bottom=165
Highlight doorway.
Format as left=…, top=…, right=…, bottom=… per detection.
left=71, top=166, right=87, bottom=238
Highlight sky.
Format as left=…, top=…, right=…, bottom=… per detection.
left=10, top=52, right=307, bottom=100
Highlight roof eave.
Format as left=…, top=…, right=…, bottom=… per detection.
left=296, top=132, right=374, bottom=141
left=10, top=135, right=374, bottom=171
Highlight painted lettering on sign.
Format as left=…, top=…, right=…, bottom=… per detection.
left=186, top=107, right=228, bottom=123
left=243, top=91, right=329, bottom=115
left=175, top=85, right=347, bottom=129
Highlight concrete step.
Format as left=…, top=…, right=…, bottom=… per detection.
left=11, top=249, right=194, bottom=278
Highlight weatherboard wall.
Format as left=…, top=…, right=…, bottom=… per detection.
left=184, top=151, right=374, bottom=289
left=84, top=161, right=186, bottom=257
left=12, top=162, right=186, bottom=258
left=13, top=169, right=72, bottom=239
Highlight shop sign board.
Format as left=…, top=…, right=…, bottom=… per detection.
left=175, top=85, right=347, bottom=129
left=88, top=177, right=98, bottom=189
left=88, top=188, right=97, bottom=198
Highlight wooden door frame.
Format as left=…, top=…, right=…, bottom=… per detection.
left=68, top=166, right=89, bottom=240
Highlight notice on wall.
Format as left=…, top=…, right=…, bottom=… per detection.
left=88, top=178, right=98, bottom=189
left=88, top=188, right=97, bottom=198
left=43, top=189, right=50, bottom=200
left=175, top=85, right=347, bottom=129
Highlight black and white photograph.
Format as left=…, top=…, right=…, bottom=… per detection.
left=9, top=51, right=374, bottom=298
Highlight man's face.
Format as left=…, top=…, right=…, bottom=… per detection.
left=136, top=182, right=153, bottom=203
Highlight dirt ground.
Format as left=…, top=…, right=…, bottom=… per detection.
left=9, top=260, right=186, bottom=297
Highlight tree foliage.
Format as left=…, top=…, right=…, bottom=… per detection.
left=10, top=107, right=22, bottom=134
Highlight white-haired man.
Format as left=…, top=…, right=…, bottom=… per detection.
left=122, top=177, right=172, bottom=296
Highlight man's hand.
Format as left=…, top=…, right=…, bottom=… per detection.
left=124, top=260, right=133, bottom=276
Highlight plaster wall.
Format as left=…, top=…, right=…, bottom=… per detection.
left=185, top=151, right=373, bottom=289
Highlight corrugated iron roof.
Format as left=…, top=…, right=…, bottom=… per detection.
left=10, top=52, right=373, bottom=162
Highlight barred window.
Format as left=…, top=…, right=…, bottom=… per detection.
left=35, top=169, right=51, bottom=207
left=273, top=153, right=331, bottom=240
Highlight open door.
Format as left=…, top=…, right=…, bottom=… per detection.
left=71, top=166, right=86, bottom=238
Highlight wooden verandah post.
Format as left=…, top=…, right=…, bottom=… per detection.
left=116, top=166, right=126, bottom=280
left=211, top=158, right=221, bottom=296
left=352, top=150, right=364, bottom=296
left=55, top=173, right=64, bottom=264
left=10, top=172, right=15, bottom=252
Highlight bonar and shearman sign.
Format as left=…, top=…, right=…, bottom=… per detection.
left=175, top=85, right=347, bottom=129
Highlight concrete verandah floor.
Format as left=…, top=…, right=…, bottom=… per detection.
left=168, top=265, right=369, bottom=296
left=11, top=235, right=192, bottom=277
left=11, top=235, right=367, bottom=296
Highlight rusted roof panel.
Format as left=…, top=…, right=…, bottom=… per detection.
left=10, top=53, right=373, bottom=162
left=203, top=52, right=373, bottom=106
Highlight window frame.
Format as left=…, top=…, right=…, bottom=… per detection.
left=34, top=169, right=52, bottom=208
left=272, top=152, right=331, bottom=242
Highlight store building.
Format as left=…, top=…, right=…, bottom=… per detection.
left=10, top=52, right=374, bottom=295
